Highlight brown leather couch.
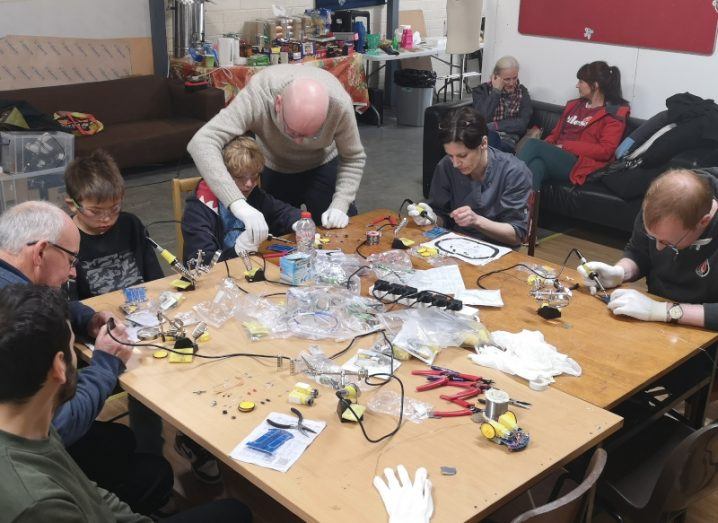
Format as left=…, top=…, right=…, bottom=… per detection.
left=0, top=75, right=224, bottom=169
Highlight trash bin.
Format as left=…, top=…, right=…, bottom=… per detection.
left=394, top=69, right=436, bottom=127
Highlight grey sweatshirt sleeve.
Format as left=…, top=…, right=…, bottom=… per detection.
left=495, top=86, right=533, bottom=136
left=187, top=88, right=262, bottom=207
left=329, top=101, right=366, bottom=212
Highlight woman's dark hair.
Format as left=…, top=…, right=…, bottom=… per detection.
left=438, top=106, right=488, bottom=149
left=577, top=61, right=626, bottom=105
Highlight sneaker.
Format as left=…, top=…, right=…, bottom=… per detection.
left=174, top=433, right=222, bottom=485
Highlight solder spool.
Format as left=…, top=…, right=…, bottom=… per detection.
left=484, top=388, right=510, bottom=420
left=366, top=230, right=381, bottom=245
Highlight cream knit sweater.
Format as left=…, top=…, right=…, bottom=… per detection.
left=187, top=64, right=366, bottom=213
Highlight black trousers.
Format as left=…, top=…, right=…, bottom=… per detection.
left=67, top=421, right=174, bottom=515
left=163, top=499, right=252, bottom=522
left=261, top=157, right=358, bottom=219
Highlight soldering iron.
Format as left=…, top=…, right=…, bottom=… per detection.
left=146, top=236, right=196, bottom=284
left=575, top=249, right=610, bottom=303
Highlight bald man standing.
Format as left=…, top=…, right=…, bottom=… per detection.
left=188, top=64, right=366, bottom=249
left=580, top=168, right=718, bottom=329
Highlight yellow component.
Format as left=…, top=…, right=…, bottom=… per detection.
left=319, top=237, right=330, bottom=244
left=198, top=332, right=211, bottom=343
left=417, top=246, right=438, bottom=257
left=399, top=237, right=415, bottom=247
left=171, top=279, right=193, bottom=290
left=341, top=403, right=366, bottom=422
left=244, top=267, right=259, bottom=278
left=238, top=401, right=256, bottom=412
left=499, top=411, right=518, bottom=430
left=288, top=389, right=314, bottom=406
left=392, top=346, right=411, bottom=360
left=242, top=321, right=270, bottom=339
left=527, top=274, right=539, bottom=285
left=486, top=418, right=511, bottom=438
left=160, top=249, right=176, bottom=264
left=480, top=422, right=496, bottom=439
left=152, top=349, right=169, bottom=359
left=168, top=347, right=194, bottom=363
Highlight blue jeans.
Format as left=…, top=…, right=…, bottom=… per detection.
left=517, top=138, right=578, bottom=190
left=261, top=157, right=358, bottom=218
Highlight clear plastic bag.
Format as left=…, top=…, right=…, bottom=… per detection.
left=379, top=309, right=478, bottom=364
left=286, top=286, right=384, bottom=340
left=367, top=250, right=414, bottom=282
left=311, top=251, right=368, bottom=293
left=193, top=278, right=244, bottom=328
left=234, top=293, right=291, bottom=341
left=367, top=389, right=432, bottom=424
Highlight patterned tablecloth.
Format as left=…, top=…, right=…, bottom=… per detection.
left=175, top=53, right=370, bottom=112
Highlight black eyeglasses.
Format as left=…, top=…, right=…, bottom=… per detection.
left=644, top=229, right=690, bottom=258
left=26, top=240, right=79, bottom=268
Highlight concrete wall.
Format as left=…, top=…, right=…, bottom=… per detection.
left=481, top=0, right=718, bottom=119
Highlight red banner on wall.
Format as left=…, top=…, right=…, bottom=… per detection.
left=518, top=0, right=718, bottom=55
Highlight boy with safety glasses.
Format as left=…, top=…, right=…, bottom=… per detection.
left=64, top=149, right=164, bottom=300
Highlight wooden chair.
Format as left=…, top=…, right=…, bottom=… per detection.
left=526, top=190, right=540, bottom=256
left=511, top=448, right=607, bottom=523
left=171, top=176, right=201, bottom=258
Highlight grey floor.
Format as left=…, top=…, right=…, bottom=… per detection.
left=121, top=112, right=425, bottom=260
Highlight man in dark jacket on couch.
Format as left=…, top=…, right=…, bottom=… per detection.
left=471, top=55, right=532, bottom=153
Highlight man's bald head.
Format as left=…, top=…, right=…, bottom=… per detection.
left=276, top=77, right=329, bottom=139
left=643, top=169, right=714, bottom=230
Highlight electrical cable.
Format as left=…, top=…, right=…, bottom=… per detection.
left=144, top=219, right=249, bottom=293
left=345, top=265, right=371, bottom=289
left=355, top=239, right=368, bottom=259
left=476, top=248, right=581, bottom=290
left=106, top=319, right=291, bottom=363
left=435, top=237, right=499, bottom=260
left=331, top=329, right=404, bottom=444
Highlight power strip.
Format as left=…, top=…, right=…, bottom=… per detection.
left=370, top=279, right=463, bottom=311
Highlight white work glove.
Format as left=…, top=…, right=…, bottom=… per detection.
left=321, top=208, right=349, bottom=229
left=234, top=231, right=259, bottom=255
left=407, top=203, right=436, bottom=226
left=576, top=261, right=625, bottom=289
left=373, top=465, right=433, bottom=523
left=229, top=199, right=268, bottom=245
left=607, top=289, right=668, bottom=322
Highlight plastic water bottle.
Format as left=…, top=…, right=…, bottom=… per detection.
left=295, top=211, right=316, bottom=256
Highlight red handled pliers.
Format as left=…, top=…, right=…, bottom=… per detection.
left=431, top=388, right=484, bottom=418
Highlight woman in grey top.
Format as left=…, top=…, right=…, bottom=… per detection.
left=408, top=107, right=532, bottom=247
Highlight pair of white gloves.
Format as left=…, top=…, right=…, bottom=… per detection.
left=373, top=465, right=433, bottom=522
left=230, top=199, right=349, bottom=255
left=578, top=262, right=670, bottom=322
left=406, top=203, right=437, bottom=226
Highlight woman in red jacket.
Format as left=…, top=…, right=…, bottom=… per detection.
left=518, top=61, right=630, bottom=190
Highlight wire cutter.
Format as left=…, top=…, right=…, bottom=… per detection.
left=431, top=388, right=484, bottom=418
left=369, top=215, right=398, bottom=227
left=266, top=407, right=317, bottom=437
left=412, top=367, right=493, bottom=392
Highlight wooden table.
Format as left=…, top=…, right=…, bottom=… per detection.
left=323, top=210, right=718, bottom=425
left=81, top=214, right=623, bottom=522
